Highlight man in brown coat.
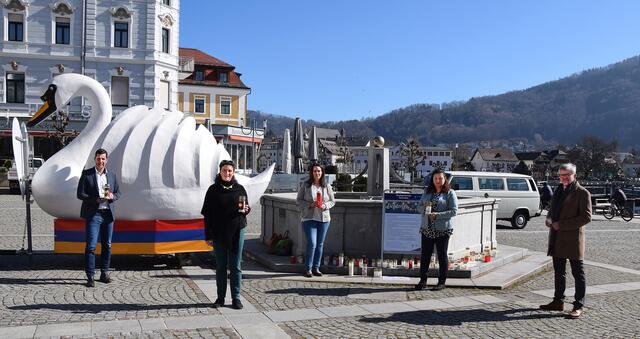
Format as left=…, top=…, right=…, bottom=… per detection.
left=540, top=163, right=592, bottom=318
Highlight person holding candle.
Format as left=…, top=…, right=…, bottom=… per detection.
left=77, top=148, right=121, bottom=288
left=540, top=163, right=591, bottom=319
left=201, top=159, right=250, bottom=310
left=415, top=168, right=458, bottom=291
left=296, top=163, right=335, bottom=278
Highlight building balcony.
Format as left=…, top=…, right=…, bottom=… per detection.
left=178, top=56, right=194, bottom=80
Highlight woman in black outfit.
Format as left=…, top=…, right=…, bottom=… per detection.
left=201, top=160, right=250, bottom=309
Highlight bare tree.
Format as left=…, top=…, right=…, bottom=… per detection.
left=48, top=111, right=77, bottom=147
left=400, top=137, right=423, bottom=182
left=568, top=135, right=617, bottom=178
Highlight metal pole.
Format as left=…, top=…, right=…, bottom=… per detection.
left=252, top=120, right=256, bottom=173
left=25, top=179, right=32, bottom=254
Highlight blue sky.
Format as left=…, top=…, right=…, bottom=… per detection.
left=180, top=1, right=640, bottom=121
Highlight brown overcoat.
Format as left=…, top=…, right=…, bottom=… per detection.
left=547, top=182, right=592, bottom=260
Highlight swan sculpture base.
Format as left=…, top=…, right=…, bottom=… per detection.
left=54, top=219, right=212, bottom=254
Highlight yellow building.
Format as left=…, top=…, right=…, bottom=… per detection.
left=178, top=48, right=264, bottom=173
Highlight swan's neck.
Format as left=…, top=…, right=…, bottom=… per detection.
left=49, top=80, right=112, bottom=170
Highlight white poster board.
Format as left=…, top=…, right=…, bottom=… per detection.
left=382, top=192, right=423, bottom=254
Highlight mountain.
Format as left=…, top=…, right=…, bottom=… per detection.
left=250, top=55, right=640, bottom=149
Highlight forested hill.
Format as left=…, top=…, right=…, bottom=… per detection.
left=250, top=55, right=640, bottom=148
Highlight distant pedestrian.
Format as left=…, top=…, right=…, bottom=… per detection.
left=201, top=160, right=250, bottom=310
left=540, top=182, right=553, bottom=210
left=296, top=163, right=335, bottom=278
left=540, top=163, right=591, bottom=319
left=415, top=168, right=458, bottom=291
left=77, top=148, right=121, bottom=288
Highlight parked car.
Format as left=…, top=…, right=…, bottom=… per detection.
left=447, top=171, right=541, bottom=229
left=8, top=157, right=44, bottom=195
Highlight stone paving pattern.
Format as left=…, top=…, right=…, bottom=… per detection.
left=1, top=195, right=640, bottom=338
left=280, top=290, right=640, bottom=338
left=0, top=256, right=217, bottom=327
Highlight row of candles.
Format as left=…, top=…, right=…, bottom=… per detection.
left=290, top=244, right=499, bottom=273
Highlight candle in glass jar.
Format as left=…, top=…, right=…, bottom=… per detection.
left=238, top=195, right=247, bottom=213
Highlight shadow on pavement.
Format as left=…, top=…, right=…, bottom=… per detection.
left=7, top=302, right=215, bottom=314
left=265, top=286, right=409, bottom=296
left=0, top=254, right=186, bottom=271
left=359, top=307, right=567, bottom=325
left=0, top=277, right=85, bottom=285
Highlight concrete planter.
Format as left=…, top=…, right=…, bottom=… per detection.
left=261, top=193, right=499, bottom=260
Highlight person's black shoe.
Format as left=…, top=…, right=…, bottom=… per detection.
left=232, top=299, right=244, bottom=310
left=212, top=298, right=225, bottom=308
left=539, top=301, right=564, bottom=311
left=432, top=284, right=445, bottom=291
left=86, top=279, right=95, bottom=288
left=414, top=279, right=427, bottom=291
left=312, top=268, right=323, bottom=277
left=304, top=271, right=313, bottom=278
left=99, top=273, right=111, bottom=284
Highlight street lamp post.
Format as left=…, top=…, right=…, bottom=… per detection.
left=239, top=117, right=267, bottom=174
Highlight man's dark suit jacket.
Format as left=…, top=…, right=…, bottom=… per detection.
left=76, top=167, right=121, bottom=220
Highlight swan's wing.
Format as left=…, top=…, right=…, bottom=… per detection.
left=236, top=163, right=275, bottom=206
left=87, top=105, right=149, bottom=175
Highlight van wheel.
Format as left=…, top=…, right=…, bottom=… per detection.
left=511, top=210, right=528, bottom=229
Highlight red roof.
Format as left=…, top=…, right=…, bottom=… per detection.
left=179, top=47, right=234, bottom=68
left=179, top=47, right=249, bottom=89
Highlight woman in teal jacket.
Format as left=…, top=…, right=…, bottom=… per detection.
left=415, top=168, right=458, bottom=291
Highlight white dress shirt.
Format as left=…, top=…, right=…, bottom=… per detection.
left=95, top=168, right=109, bottom=210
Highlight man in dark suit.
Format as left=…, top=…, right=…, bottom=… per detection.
left=77, top=148, right=121, bottom=287
left=540, top=163, right=591, bottom=319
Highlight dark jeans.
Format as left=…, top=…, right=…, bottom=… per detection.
left=85, top=210, right=114, bottom=279
left=213, top=228, right=245, bottom=300
left=552, top=257, right=586, bottom=309
left=419, top=234, right=450, bottom=285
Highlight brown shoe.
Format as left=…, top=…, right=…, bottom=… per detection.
left=312, top=268, right=323, bottom=277
left=539, top=301, right=564, bottom=311
left=568, top=308, right=583, bottom=319
left=304, top=271, right=312, bottom=278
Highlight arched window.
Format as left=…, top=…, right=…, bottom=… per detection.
left=110, top=6, right=134, bottom=48
left=50, top=1, right=74, bottom=45
left=3, top=0, right=28, bottom=42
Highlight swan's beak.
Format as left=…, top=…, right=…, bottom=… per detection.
left=27, top=84, right=58, bottom=127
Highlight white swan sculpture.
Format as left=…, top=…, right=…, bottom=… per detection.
left=28, top=73, right=274, bottom=220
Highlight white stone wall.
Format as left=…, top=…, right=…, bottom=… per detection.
left=0, top=0, right=180, bottom=117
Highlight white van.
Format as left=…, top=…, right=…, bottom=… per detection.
left=447, top=171, right=541, bottom=229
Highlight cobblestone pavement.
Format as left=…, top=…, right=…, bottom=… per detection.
left=68, top=327, right=241, bottom=339
left=280, top=290, right=640, bottom=338
left=2, top=195, right=640, bottom=338
left=497, top=213, right=640, bottom=270
left=0, top=255, right=217, bottom=327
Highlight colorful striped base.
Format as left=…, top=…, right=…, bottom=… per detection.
left=54, top=218, right=213, bottom=254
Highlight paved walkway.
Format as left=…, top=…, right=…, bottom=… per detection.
left=2, top=262, right=640, bottom=338
left=2, top=196, right=640, bottom=338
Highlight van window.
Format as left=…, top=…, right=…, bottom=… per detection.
left=527, top=179, right=538, bottom=192
left=479, top=178, right=504, bottom=190
left=507, top=178, right=529, bottom=191
left=450, top=176, right=473, bottom=190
